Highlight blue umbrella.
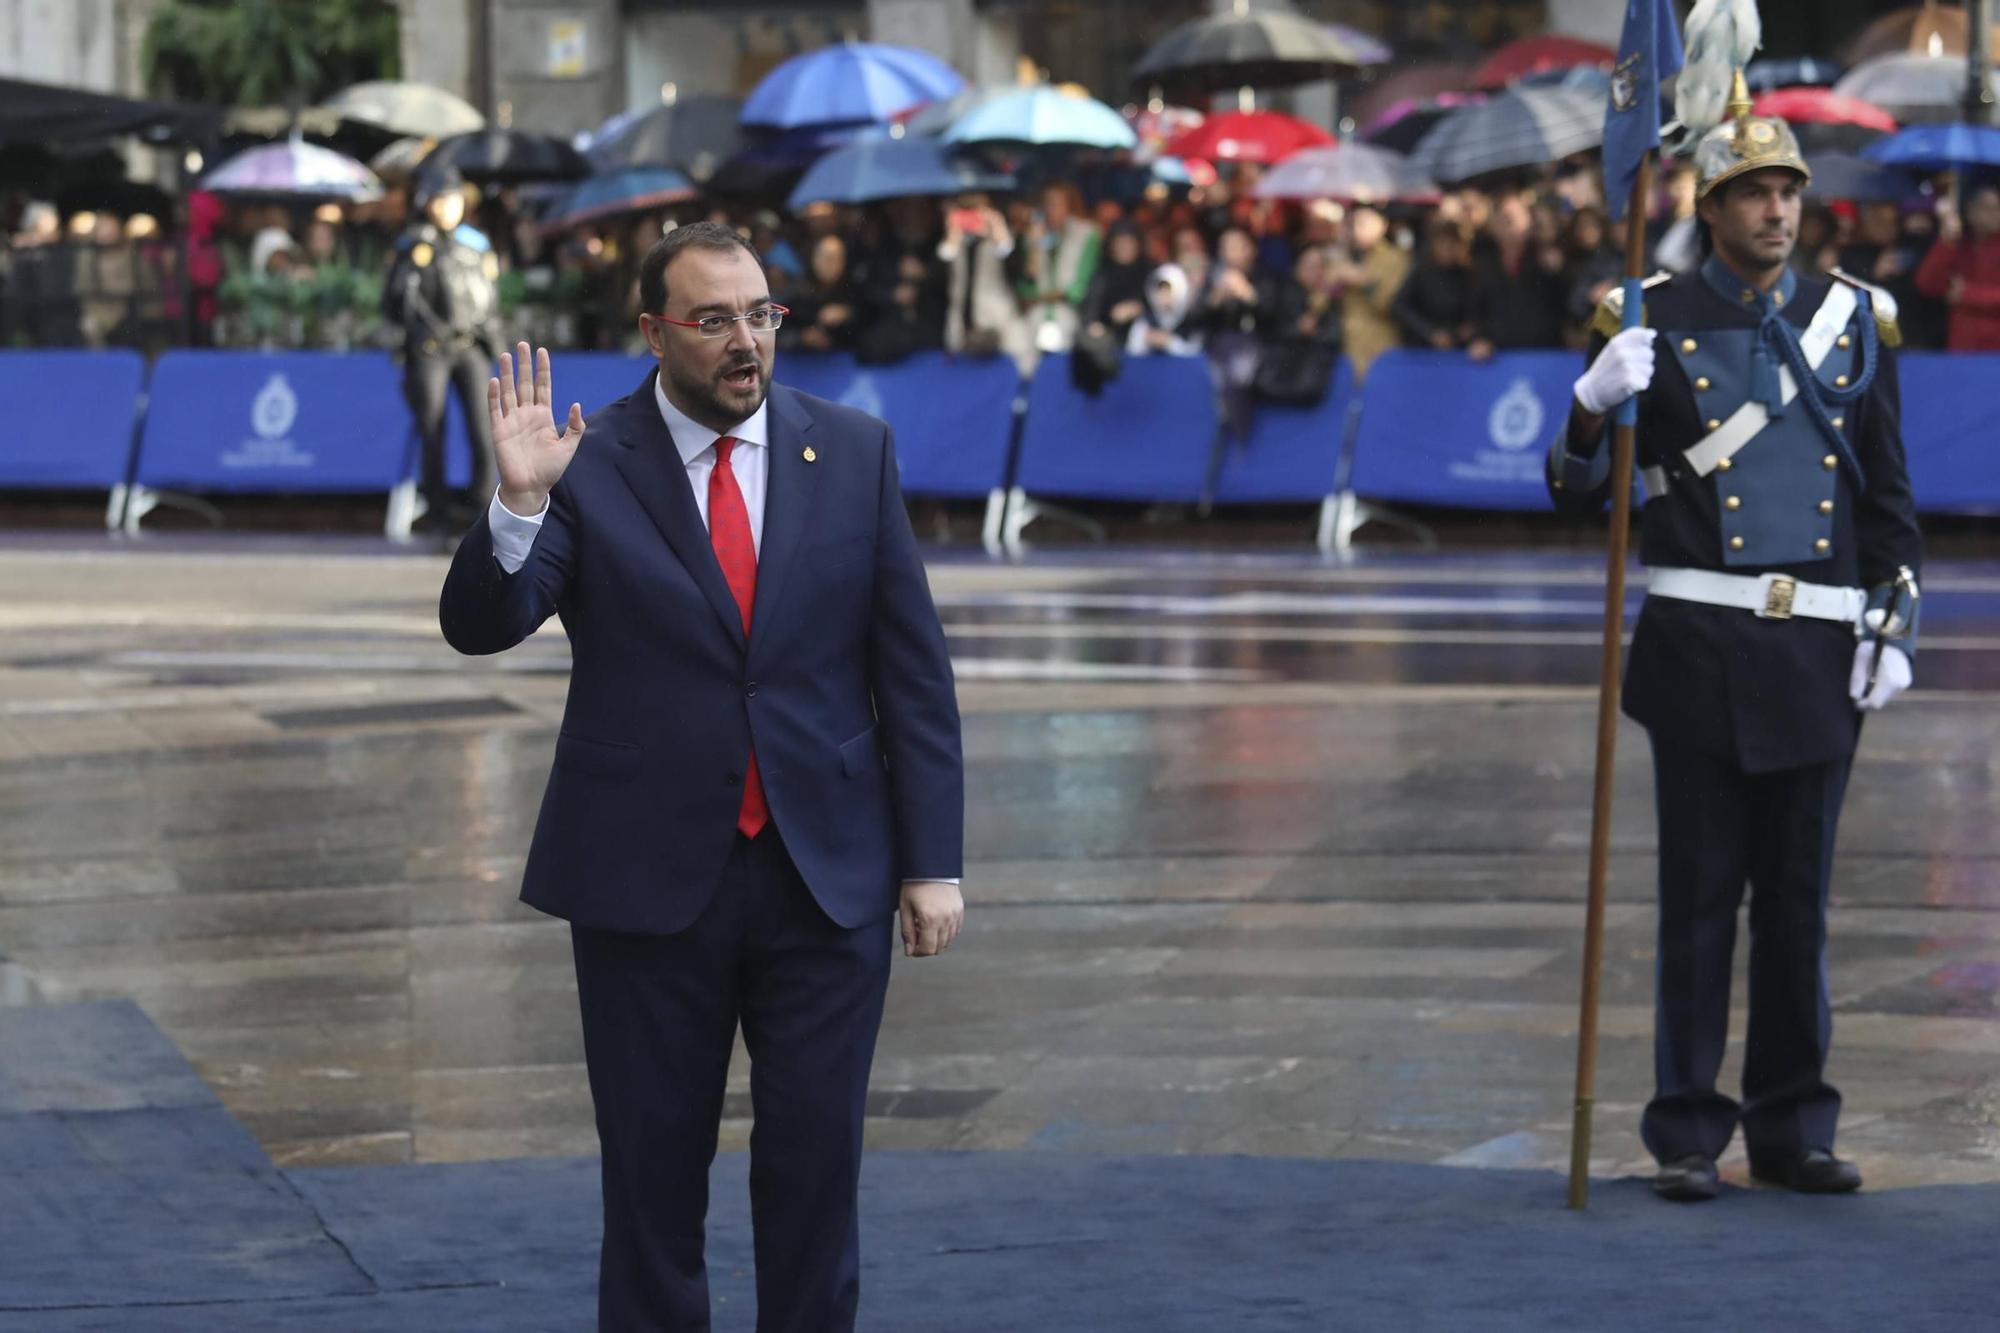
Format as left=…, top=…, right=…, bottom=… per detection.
left=741, top=41, right=963, bottom=130
left=1864, top=123, right=2000, bottom=172
left=786, top=133, right=1011, bottom=209
left=544, top=167, right=697, bottom=230
left=944, top=87, right=1137, bottom=150
left=1746, top=57, right=1844, bottom=93
left=1807, top=151, right=1922, bottom=202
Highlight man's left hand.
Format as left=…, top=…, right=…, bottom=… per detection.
left=1849, top=641, right=1913, bottom=712
left=900, top=881, right=964, bottom=958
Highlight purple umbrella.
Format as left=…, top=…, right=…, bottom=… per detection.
left=202, top=136, right=382, bottom=203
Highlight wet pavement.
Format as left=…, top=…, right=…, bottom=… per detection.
left=1, top=535, right=1997, bottom=1191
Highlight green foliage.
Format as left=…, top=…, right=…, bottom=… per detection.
left=143, top=0, right=401, bottom=107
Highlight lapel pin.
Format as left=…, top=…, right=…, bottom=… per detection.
left=802, top=446, right=817, bottom=463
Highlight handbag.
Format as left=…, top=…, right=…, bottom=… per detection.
left=1255, top=337, right=1337, bottom=405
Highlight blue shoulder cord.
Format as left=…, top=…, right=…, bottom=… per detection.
left=1755, top=295, right=1875, bottom=489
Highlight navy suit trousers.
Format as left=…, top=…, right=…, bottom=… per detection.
left=1641, top=734, right=1852, bottom=1166
left=571, top=830, right=892, bottom=1333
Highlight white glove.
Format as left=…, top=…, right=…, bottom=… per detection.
left=1849, top=640, right=1912, bottom=711
left=1574, top=326, right=1658, bottom=415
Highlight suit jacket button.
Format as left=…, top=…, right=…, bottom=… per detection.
left=725, top=771, right=741, bottom=786
left=744, top=681, right=759, bottom=698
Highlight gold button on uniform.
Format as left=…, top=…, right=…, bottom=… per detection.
left=1717, top=457, right=1734, bottom=472
left=1682, top=338, right=1698, bottom=353
left=1837, top=334, right=1851, bottom=349
left=1819, top=500, right=1834, bottom=515
left=1835, top=374, right=1849, bottom=387
left=1725, top=496, right=1742, bottom=510
left=1707, top=418, right=1722, bottom=430
left=1696, top=376, right=1712, bottom=391
left=1730, top=536, right=1746, bottom=551
left=1831, top=415, right=1844, bottom=429
left=1823, top=455, right=1839, bottom=470
left=1815, top=538, right=1831, bottom=553
left=1741, top=289, right=1755, bottom=303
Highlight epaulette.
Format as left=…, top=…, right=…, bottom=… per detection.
left=1828, top=268, right=1902, bottom=348
left=1590, top=270, right=1675, bottom=341
left=453, top=223, right=493, bottom=253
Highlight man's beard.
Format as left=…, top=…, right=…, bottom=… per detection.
left=665, top=349, right=768, bottom=429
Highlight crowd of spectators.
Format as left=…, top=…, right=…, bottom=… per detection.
left=8, top=158, right=2000, bottom=390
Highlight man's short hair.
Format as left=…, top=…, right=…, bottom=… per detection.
left=638, top=221, right=763, bottom=315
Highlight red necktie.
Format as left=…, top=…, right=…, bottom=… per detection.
left=709, top=436, right=769, bottom=839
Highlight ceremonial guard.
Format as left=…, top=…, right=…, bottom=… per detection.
left=384, top=164, right=501, bottom=535
left=1547, top=74, right=1923, bottom=1202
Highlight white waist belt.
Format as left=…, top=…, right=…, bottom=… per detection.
left=1648, top=567, right=1865, bottom=624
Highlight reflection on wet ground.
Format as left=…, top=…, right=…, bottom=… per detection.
left=1, top=538, right=1996, bottom=1189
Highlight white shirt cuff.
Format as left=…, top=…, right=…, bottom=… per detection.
left=487, top=489, right=547, bottom=574
left=903, top=878, right=961, bottom=887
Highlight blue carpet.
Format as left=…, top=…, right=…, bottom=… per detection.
left=2, top=1002, right=1995, bottom=1330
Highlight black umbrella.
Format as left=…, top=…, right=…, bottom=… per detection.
left=1133, top=5, right=1380, bottom=98
left=424, top=128, right=590, bottom=185
left=579, top=95, right=744, bottom=184
left=1793, top=121, right=1893, bottom=156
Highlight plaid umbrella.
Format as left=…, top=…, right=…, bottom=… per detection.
left=1411, top=86, right=1603, bottom=185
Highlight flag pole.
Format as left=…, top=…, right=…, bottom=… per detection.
left=1567, top=151, right=1653, bottom=1212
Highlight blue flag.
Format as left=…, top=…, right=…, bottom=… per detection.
left=1603, top=0, right=1684, bottom=222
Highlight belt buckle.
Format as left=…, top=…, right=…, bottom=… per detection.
left=1760, top=575, right=1797, bottom=620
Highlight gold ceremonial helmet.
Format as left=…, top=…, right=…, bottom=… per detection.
left=1694, top=70, right=1810, bottom=200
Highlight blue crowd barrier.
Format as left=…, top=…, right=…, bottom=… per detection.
left=1899, top=352, right=2000, bottom=514
left=1015, top=353, right=1219, bottom=502
left=1347, top=349, right=1584, bottom=511
left=783, top=351, right=1019, bottom=499
left=1213, top=359, right=1358, bottom=504
left=0, top=349, right=146, bottom=489
left=136, top=350, right=411, bottom=493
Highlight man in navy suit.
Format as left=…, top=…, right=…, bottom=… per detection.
left=439, top=221, right=965, bottom=1332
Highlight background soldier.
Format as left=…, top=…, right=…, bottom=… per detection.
left=384, top=164, right=500, bottom=538
left=1547, top=86, right=1923, bottom=1203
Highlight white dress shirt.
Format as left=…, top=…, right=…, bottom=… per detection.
left=484, top=376, right=956, bottom=889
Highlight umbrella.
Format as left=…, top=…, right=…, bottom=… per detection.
left=1132, top=5, right=1381, bottom=98
left=898, top=85, right=1011, bottom=138
left=1807, top=151, right=1925, bottom=201
left=577, top=95, right=743, bottom=184
left=318, top=81, right=483, bottom=140
left=1840, top=3, right=1996, bottom=66
left=1754, top=88, right=1899, bottom=132
left=1794, top=120, right=1897, bottom=155
left=1323, top=23, right=1392, bottom=68
left=1471, top=35, right=1614, bottom=90
left=1746, top=57, right=1845, bottom=92
left=1347, top=60, right=1481, bottom=132
left=368, top=136, right=435, bottom=186
left=707, top=124, right=868, bottom=198
left=1252, top=142, right=1440, bottom=204
left=1165, top=109, right=1332, bottom=165
left=425, top=128, right=591, bottom=184
left=1864, top=122, right=2000, bottom=171
left=543, top=167, right=697, bottom=231
left=1834, top=52, right=2000, bottom=124
left=1361, top=93, right=1485, bottom=155
left=1411, top=85, right=1603, bottom=185
left=944, top=87, right=1136, bottom=151
left=741, top=41, right=963, bottom=130
left=787, top=133, right=1011, bottom=209
left=202, top=137, right=382, bottom=203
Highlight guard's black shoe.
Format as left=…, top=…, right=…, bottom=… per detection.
left=1750, top=1149, right=1862, bottom=1194
left=1652, top=1155, right=1720, bottom=1202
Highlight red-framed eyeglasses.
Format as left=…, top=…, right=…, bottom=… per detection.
left=654, top=304, right=790, bottom=338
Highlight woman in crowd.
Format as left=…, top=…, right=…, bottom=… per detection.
left=1081, top=220, right=1151, bottom=348
left=1021, top=181, right=1102, bottom=356
left=1329, top=205, right=1409, bottom=382
left=1393, top=217, right=1474, bottom=353
left=939, top=192, right=1034, bottom=373
left=780, top=232, right=860, bottom=354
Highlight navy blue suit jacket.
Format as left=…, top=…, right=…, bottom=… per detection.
left=439, top=372, right=964, bottom=935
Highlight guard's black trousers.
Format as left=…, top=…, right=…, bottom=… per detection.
left=402, top=348, right=495, bottom=521
left=1641, top=734, right=1852, bottom=1167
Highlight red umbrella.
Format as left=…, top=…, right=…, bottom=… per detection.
left=1471, top=35, right=1615, bottom=89
left=1753, top=87, right=1899, bottom=132
left=1165, top=110, right=1332, bottom=165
